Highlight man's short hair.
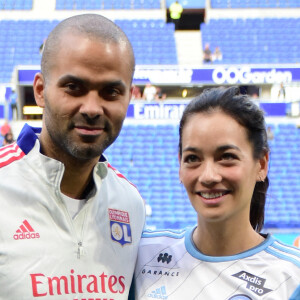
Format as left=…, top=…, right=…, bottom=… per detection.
left=41, top=14, right=135, bottom=81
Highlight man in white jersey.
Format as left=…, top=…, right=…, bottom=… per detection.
left=0, top=14, right=145, bottom=299
left=131, top=87, right=300, bottom=300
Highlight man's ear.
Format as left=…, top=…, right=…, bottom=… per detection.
left=33, top=72, right=45, bottom=108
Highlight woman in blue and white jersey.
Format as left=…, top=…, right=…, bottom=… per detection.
left=132, top=86, right=300, bottom=300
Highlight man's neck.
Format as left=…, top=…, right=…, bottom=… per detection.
left=60, top=158, right=98, bottom=199
left=38, top=134, right=100, bottom=199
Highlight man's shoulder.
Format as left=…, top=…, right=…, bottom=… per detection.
left=0, top=142, right=26, bottom=169
left=103, top=163, right=145, bottom=209
left=106, top=163, right=137, bottom=188
left=0, top=124, right=41, bottom=170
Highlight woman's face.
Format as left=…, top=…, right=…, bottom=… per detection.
left=179, top=110, right=268, bottom=226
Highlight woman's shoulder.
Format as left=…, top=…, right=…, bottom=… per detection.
left=266, top=234, right=300, bottom=268
left=139, top=226, right=193, bottom=249
left=142, top=227, right=187, bottom=238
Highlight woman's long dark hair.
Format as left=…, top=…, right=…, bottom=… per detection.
left=179, top=86, right=269, bottom=232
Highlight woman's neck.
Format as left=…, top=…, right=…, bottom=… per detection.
left=192, top=221, right=265, bottom=257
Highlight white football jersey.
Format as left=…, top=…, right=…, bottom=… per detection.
left=0, top=124, right=146, bottom=300
left=133, top=227, right=300, bottom=300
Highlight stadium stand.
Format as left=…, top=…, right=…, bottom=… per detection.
left=56, top=0, right=161, bottom=9
left=3, top=15, right=300, bottom=83
left=0, top=0, right=32, bottom=10
left=201, top=17, right=300, bottom=64
left=0, top=19, right=176, bottom=83
left=211, top=0, right=300, bottom=9
left=115, top=19, right=177, bottom=65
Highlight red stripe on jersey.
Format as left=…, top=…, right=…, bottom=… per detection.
left=107, top=163, right=137, bottom=188
left=0, top=143, right=25, bottom=168
left=0, top=143, right=18, bottom=158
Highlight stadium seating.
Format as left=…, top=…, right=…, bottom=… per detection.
left=211, top=0, right=300, bottom=8
left=1, top=15, right=299, bottom=83
left=115, top=19, right=177, bottom=65
left=55, top=0, right=161, bottom=10
left=0, top=0, right=32, bottom=10
left=104, top=122, right=300, bottom=230
left=0, top=19, right=177, bottom=83
left=201, top=18, right=300, bottom=64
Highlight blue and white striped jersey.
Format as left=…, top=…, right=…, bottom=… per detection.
left=133, top=226, right=300, bottom=300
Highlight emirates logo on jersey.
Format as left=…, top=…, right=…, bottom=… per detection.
left=232, top=271, right=272, bottom=296
left=30, top=269, right=125, bottom=297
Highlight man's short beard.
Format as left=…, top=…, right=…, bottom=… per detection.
left=42, top=96, right=123, bottom=162
left=61, top=133, right=116, bottom=161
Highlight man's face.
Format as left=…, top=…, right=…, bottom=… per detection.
left=34, top=34, right=133, bottom=162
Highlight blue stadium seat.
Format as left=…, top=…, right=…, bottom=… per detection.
left=210, top=0, right=300, bottom=8
left=55, top=0, right=160, bottom=10
left=0, top=0, right=33, bottom=10
left=201, top=17, right=300, bottom=64
left=0, top=18, right=177, bottom=83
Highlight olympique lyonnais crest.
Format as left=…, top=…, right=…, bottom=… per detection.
left=109, top=208, right=132, bottom=246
